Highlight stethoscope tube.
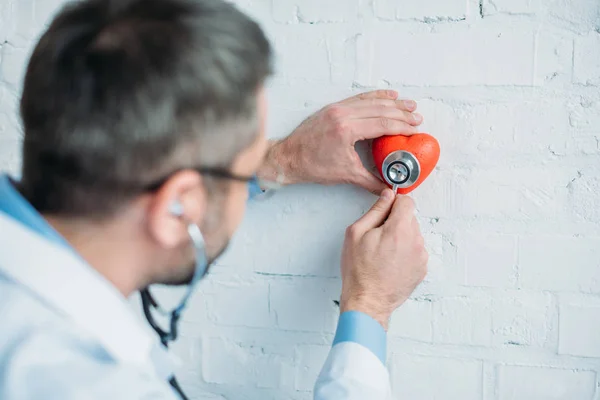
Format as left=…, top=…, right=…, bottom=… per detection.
left=140, top=289, right=182, bottom=347
left=141, top=289, right=188, bottom=399
left=140, top=219, right=209, bottom=400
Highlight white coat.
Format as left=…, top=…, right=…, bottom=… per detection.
left=0, top=198, right=392, bottom=399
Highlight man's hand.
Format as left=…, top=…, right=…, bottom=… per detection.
left=258, top=90, right=423, bottom=194
left=339, top=189, right=428, bottom=330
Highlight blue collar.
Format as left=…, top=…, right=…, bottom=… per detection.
left=0, top=174, right=70, bottom=248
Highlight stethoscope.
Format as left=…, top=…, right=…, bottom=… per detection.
left=380, top=150, right=421, bottom=193
left=136, top=159, right=422, bottom=399
left=140, top=201, right=208, bottom=400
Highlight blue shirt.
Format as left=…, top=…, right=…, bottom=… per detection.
left=0, top=176, right=69, bottom=247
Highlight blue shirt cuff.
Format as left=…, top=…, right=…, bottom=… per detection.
left=248, top=179, right=264, bottom=199
left=333, top=311, right=387, bottom=364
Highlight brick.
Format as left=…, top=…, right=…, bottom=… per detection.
left=491, top=292, right=556, bottom=348
left=467, top=103, right=520, bottom=155
left=388, top=298, right=433, bottom=341
left=570, top=100, right=600, bottom=131
left=433, top=296, right=492, bottom=346
left=34, top=0, right=68, bottom=27
left=192, top=394, right=226, bottom=400
left=574, top=33, right=600, bottom=86
left=483, top=0, right=542, bottom=15
left=468, top=102, right=572, bottom=156
left=328, top=33, right=360, bottom=85
left=569, top=173, right=600, bottom=224
left=519, top=236, right=600, bottom=293
left=548, top=0, right=600, bottom=33
left=374, top=0, right=468, bottom=21
left=512, top=170, right=572, bottom=221
left=456, top=173, right=518, bottom=219
left=272, top=29, right=331, bottom=82
left=224, top=0, right=270, bottom=23
left=0, top=45, right=29, bottom=90
left=247, top=190, right=356, bottom=278
left=202, top=337, right=294, bottom=388
left=497, top=365, right=596, bottom=400
left=204, top=280, right=272, bottom=328
left=411, top=170, right=452, bottom=218
left=415, top=100, right=471, bottom=168
left=0, top=2, right=11, bottom=44
left=410, top=229, right=463, bottom=286
left=391, top=355, right=482, bottom=400
left=0, top=86, right=20, bottom=142
left=534, top=30, right=574, bottom=86
left=363, top=29, right=536, bottom=87
left=269, top=279, right=340, bottom=332
left=463, top=234, right=517, bottom=288
left=0, top=113, right=9, bottom=141
left=457, top=166, right=573, bottom=221
left=0, top=139, right=21, bottom=175
left=4, top=0, right=37, bottom=47
left=559, top=303, right=600, bottom=357
left=421, top=232, right=446, bottom=283
left=273, top=0, right=360, bottom=23
left=294, top=345, right=330, bottom=391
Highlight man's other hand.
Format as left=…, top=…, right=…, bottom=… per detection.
left=260, top=90, right=423, bottom=194
left=339, top=189, right=428, bottom=330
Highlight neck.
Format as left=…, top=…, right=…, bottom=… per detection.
left=44, top=214, right=152, bottom=297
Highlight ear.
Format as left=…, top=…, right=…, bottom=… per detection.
left=146, top=170, right=206, bottom=249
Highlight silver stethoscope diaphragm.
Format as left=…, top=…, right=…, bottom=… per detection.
left=382, top=150, right=421, bottom=189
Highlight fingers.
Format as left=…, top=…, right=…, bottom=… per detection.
left=411, top=215, right=420, bottom=233
left=415, top=234, right=425, bottom=248
left=352, top=168, right=388, bottom=195
left=340, top=90, right=398, bottom=104
left=350, top=188, right=395, bottom=235
left=349, top=106, right=423, bottom=126
left=351, top=118, right=419, bottom=140
left=384, top=195, right=416, bottom=227
left=347, top=99, right=418, bottom=113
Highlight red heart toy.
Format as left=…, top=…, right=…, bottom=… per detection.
left=372, top=133, right=440, bottom=195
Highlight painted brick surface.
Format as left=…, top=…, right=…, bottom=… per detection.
left=497, top=365, right=596, bottom=400
left=574, top=32, right=600, bottom=86
left=1, top=0, right=600, bottom=398
left=559, top=301, right=600, bottom=357
left=463, top=233, right=517, bottom=288
left=391, top=355, right=483, bottom=400
left=374, top=0, right=469, bottom=22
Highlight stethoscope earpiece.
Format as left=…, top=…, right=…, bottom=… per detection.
left=142, top=198, right=207, bottom=348
left=169, top=201, right=184, bottom=217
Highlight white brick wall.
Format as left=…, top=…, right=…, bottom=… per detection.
left=1, top=0, right=600, bottom=399
left=497, top=365, right=597, bottom=400
left=391, top=355, right=483, bottom=399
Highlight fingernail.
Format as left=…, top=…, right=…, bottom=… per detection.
left=388, top=90, right=398, bottom=98
left=404, top=100, right=416, bottom=109
left=412, top=113, right=423, bottom=123
left=381, top=188, right=393, bottom=199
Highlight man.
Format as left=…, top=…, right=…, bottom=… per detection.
left=0, top=0, right=428, bottom=399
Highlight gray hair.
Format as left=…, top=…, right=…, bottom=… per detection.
left=19, top=0, right=272, bottom=217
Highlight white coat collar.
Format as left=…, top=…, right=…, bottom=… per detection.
left=0, top=211, right=174, bottom=378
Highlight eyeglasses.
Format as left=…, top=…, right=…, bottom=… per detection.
left=144, top=166, right=283, bottom=197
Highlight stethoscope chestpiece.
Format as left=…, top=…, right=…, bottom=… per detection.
left=381, top=150, right=421, bottom=189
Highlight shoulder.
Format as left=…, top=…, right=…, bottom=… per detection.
left=0, top=276, right=178, bottom=400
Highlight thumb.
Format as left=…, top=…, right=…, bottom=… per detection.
left=351, top=188, right=395, bottom=234
left=353, top=167, right=388, bottom=195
